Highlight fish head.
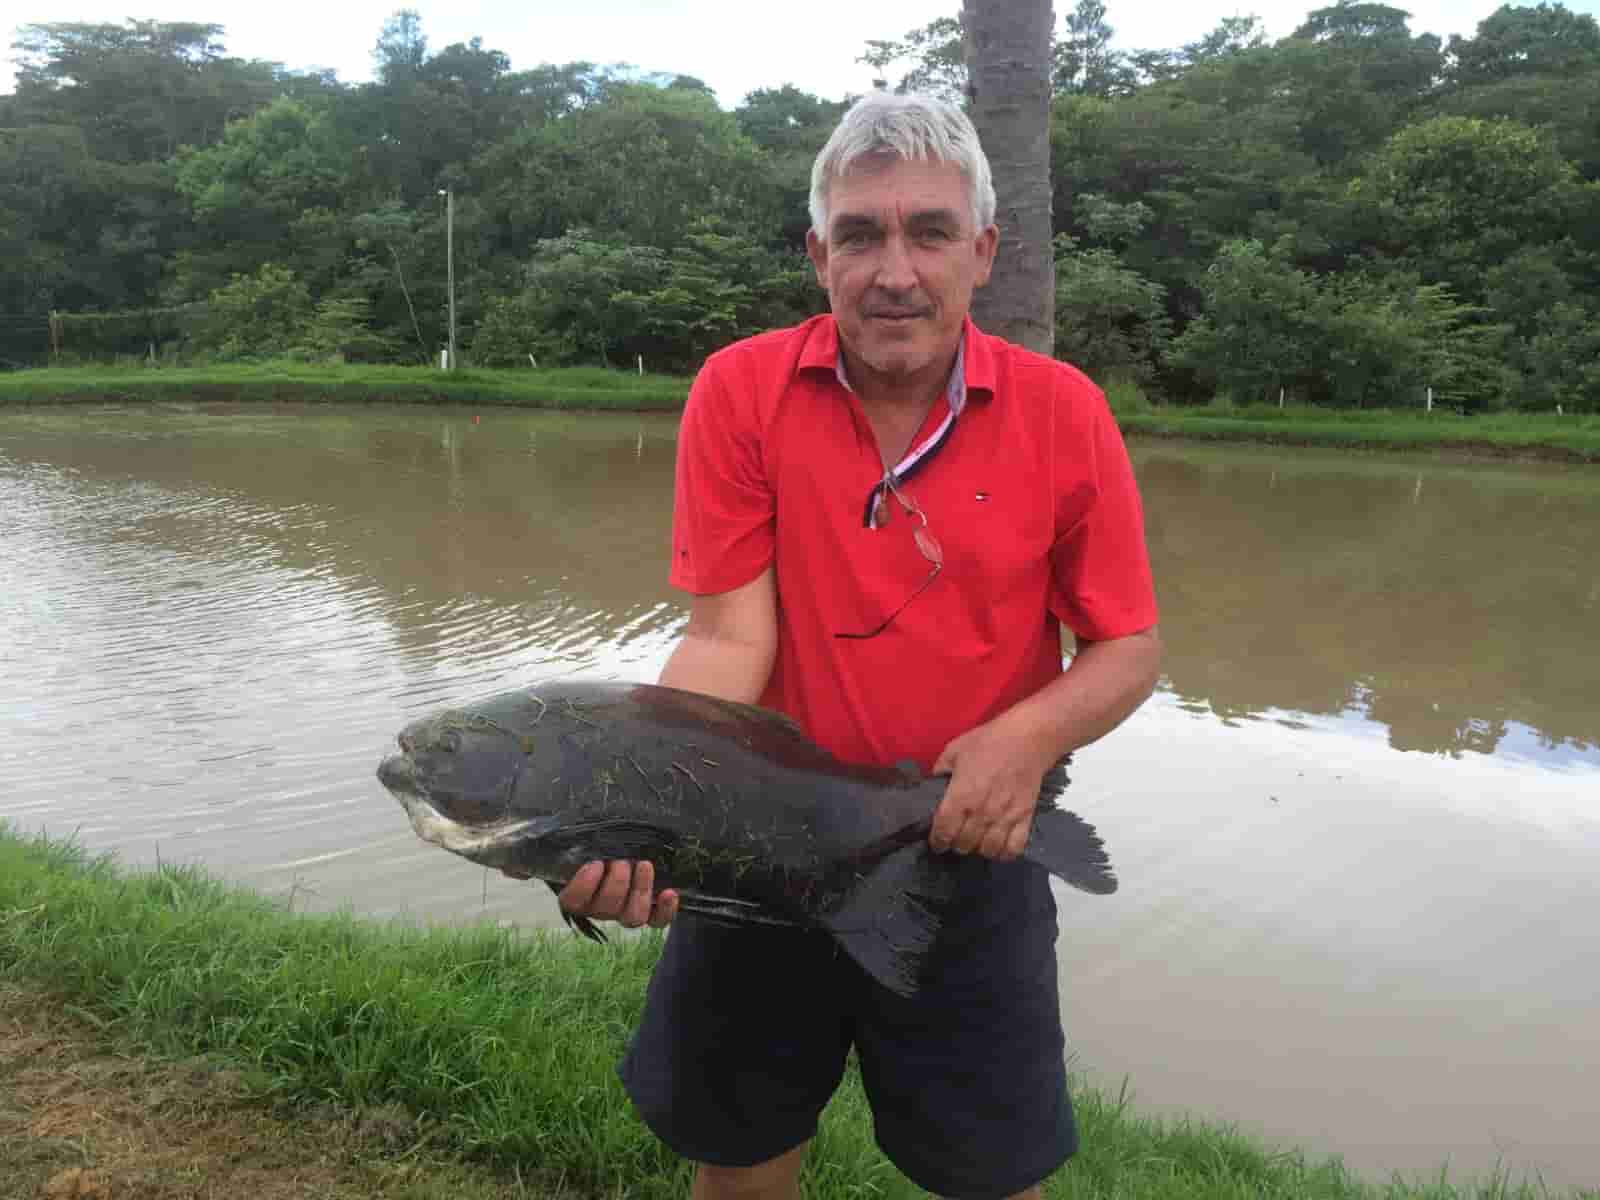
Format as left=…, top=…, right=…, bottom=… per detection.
left=376, top=706, right=560, bottom=870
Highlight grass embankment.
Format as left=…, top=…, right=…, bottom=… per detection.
left=1108, top=398, right=1600, bottom=463
left=0, top=363, right=689, bottom=412
left=2, top=830, right=1583, bottom=1200
left=4, top=364, right=1599, bottom=461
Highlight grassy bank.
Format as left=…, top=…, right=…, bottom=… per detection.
left=1109, top=399, right=1600, bottom=463
left=0, top=363, right=689, bottom=411
left=0, top=829, right=1583, bottom=1199
left=4, top=365, right=1599, bottom=461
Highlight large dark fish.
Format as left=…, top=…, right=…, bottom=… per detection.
left=376, top=679, right=1115, bottom=996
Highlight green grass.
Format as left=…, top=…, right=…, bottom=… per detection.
left=0, top=362, right=690, bottom=411
left=1111, top=399, right=1600, bottom=462
left=6, top=364, right=1599, bottom=460
left=1, top=828, right=1586, bottom=1199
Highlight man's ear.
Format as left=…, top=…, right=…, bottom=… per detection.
left=805, top=229, right=829, bottom=289
left=973, top=224, right=1000, bottom=288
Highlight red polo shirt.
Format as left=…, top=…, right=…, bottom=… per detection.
left=670, top=314, right=1158, bottom=771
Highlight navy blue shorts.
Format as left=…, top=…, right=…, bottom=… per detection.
left=618, top=858, right=1077, bottom=1199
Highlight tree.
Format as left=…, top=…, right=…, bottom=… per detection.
left=736, top=87, right=850, bottom=246
left=373, top=9, right=427, bottom=82
left=1351, top=116, right=1581, bottom=299
left=1055, top=0, right=1133, bottom=96
left=1053, top=235, right=1171, bottom=383
left=489, top=82, right=778, bottom=251
left=1448, top=2, right=1600, bottom=85
left=1184, top=15, right=1269, bottom=63
left=10, top=21, right=277, bottom=162
left=963, top=0, right=1055, bottom=355
left=172, top=96, right=357, bottom=297
left=858, top=17, right=967, bottom=101
left=189, top=263, right=313, bottom=358
left=1170, top=240, right=1322, bottom=403
left=296, top=296, right=402, bottom=362
left=1280, top=2, right=1444, bottom=164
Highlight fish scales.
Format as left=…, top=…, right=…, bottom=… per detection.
left=377, top=679, right=1116, bottom=996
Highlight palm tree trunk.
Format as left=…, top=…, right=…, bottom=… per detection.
left=963, top=0, right=1056, bottom=355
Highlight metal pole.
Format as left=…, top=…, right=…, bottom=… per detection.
left=446, top=189, right=457, bottom=371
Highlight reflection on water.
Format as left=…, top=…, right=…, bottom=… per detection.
left=1135, top=442, right=1600, bottom=765
left=1, top=406, right=1597, bottom=1191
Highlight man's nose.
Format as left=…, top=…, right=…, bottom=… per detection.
left=873, top=233, right=917, bottom=291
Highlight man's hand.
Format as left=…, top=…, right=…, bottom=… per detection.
left=929, top=721, right=1056, bottom=862
left=557, top=860, right=679, bottom=929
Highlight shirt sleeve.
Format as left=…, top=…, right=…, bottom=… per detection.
left=1047, top=382, right=1160, bottom=641
left=669, top=353, right=776, bottom=595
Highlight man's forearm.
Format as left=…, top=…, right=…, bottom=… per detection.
left=997, top=627, right=1163, bottom=765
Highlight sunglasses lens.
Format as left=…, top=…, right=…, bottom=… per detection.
left=913, top=527, right=942, bottom=566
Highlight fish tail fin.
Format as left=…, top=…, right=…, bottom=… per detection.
left=1023, top=807, right=1117, bottom=895
left=822, top=844, right=957, bottom=998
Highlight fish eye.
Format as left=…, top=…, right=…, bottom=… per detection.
left=438, top=731, right=462, bottom=754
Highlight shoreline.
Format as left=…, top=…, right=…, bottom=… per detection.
left=0, top=827, right=1585, bottom=1200
left=4, top=366, right=1597, bottom=463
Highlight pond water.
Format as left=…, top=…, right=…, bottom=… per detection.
left=2, top=404, right=1596, bottom=1191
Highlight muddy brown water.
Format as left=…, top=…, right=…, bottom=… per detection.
left=2, top=404, right=1596, bottom=1191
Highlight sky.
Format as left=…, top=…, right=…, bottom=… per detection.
left=5, top=0, right=1600, bottom=107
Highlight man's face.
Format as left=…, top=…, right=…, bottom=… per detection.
left=807, top=155, right=998, bottom=390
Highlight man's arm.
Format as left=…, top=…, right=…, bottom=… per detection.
left=929, top=625, right=1162, bottom=861
left=556, top=568, right=779, bottom=927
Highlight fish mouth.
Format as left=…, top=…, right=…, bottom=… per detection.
left=377, top=752, right=417, bottom=796
left=379, top=763, right=565, bottom=863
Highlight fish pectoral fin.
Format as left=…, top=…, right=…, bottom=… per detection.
left=544, top=880, right=608, bottom=943
left=542, top=819, right=682, bottom=863
left=1022, top=808, right=1116, bottom=895
left=822, top=844, right=958, bottom=999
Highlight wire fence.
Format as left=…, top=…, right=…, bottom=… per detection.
left=0, top=305, right=209, bottom=368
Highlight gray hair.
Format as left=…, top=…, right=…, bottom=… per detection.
left=808, top=91, right=996, bottom=240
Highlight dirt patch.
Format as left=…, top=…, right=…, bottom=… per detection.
left=0, top=983, right=540, bottom=1200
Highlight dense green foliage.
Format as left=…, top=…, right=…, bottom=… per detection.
left=3, top=827, right=1587, bottom=1199
left=4, top=2, right=1600, bottom=412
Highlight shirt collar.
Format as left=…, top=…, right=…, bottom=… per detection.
left=835, top=340, right=968, bottom=414
left=796, top=315, right=995, bottom=412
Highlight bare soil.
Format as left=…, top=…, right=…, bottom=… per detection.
left=0, top=983, right=535, bottom=1200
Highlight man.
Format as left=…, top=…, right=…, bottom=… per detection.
left=557, top=92, right=1161, bottom=1200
